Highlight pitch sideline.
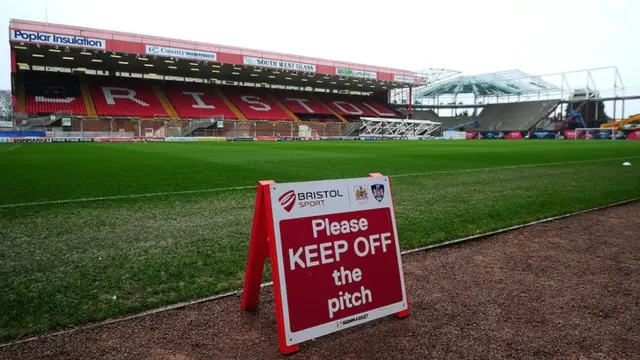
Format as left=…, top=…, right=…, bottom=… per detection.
left=0, top=144, right=21, bottom=154
left=1, top=155, right=638, bottom=209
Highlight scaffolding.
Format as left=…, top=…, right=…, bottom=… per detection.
left=359, top=117, right=441, bottom=138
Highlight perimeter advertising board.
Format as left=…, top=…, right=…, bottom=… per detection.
left=242, top=174, right=409, bottom=355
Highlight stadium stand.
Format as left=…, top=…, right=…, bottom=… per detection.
left=318, top=94, right=396, bottom=120
left=276, top=92, right=333, bottom=117
left=476, top=101, right=557, bottom=130
left=89, top=78, right=168, bottom=118
left=20, top=73, right=401, bottom=124
left=24, top=73, right=87, bottom=116
left=164, top=84, right=239, bottom=119
left=409, top=109, right=440, bottom=122
left=225, top=88, right=295, bottom=121
left=409, top=101, right=558, bottom=131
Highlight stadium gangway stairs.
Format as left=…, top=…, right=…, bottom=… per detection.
left=339, top=121, right=362, bottom=136
left=445, top=120, right=480, bottom=131
left=19, top=111, right=71, bottom=129
left=180, top=119, right=219, bottom=137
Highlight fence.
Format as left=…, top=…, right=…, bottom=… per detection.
left=7, top=117, right=352, bottom=139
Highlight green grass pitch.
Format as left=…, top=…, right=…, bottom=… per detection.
left=1, top=140, right=639, bottom=340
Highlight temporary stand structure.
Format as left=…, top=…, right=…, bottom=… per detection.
left=359, top=117, right=441, bottom=138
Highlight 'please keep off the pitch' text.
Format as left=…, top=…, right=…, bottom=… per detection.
left=287, top=217, right=393, bottom=319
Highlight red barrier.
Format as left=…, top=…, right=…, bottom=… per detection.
left=627, top=130, right=640, bottom=140
left=506, top=131, right=523, bottom=140
left=564, top=130, right=576, bottom=139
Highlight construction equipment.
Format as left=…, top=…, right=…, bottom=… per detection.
left=600, top=114, right=640, bottom=130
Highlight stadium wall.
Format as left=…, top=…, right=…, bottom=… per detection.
left=2, top=128, right=639, bottom=143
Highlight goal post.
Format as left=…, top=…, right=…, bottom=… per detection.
left=573, top=128, right=615, bottom=140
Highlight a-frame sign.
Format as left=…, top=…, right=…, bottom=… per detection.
left=242, top=173, right=409, bottom=355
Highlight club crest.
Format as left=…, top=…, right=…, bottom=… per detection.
left=354, top=186, right=368, bottom=204
left=371, top=184, right=385, bottom=202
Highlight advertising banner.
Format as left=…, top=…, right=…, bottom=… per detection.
left=506, top=131, right=524, bottom=140
left=442, top=131, right=466, bottom=140
left=145, top=45, right=217, bottom=62
left=165, top=137, right=198, bottom=142
left=466, top=132, right=482, bottom=139
left=9, top=137, right=52, bottom=143
left=336, top=68, right=377, bottom=80
left=393, top=74, right=427, bottom=85
left=11, top=29, right=105, bottom=49
left=196, top=136, right=226, bottom=142
left=52, top=137, right=93, bottom=142
left=563, top=130, right=576, bottom=139
left=227, top=136, right=255, bottom=141
left=527, top=131, right=559, bottom=139
left=134, top=136, right=165, bottom=142
left=626, top=130, right=640, bottom=140
left=574, top=129, right=614, bottom=140
left=93, top=137, right=135, bottom=142
left=243, top=56, right=316, bottom=73
left=481, top=131, right=506, bottom=140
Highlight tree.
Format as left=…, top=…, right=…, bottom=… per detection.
left=0, top=90, right=14, bottom=124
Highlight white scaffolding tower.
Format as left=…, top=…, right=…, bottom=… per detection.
left=359, top=117, right=442, bottom=138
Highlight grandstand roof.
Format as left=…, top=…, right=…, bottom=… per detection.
left=9, top=19, right=428, bottom=91
left=413, top=69, right=560, bottom=98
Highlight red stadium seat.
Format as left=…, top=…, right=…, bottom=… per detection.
left=359, top=100, right=397, bottom=117
left=318, top=95, right=397, bottom=118
left=24, top=73, right=87, bottom=115
left=276, top=92, right=332, bottom=115
left=317, top=95, right=375, bottom=117
left=26, top=94, right=87, bottom=115
left=223, top=89, right=293, bottom=121
left=22, top=73, right=397, bottom=120
left=164, top=85, right=238, bottom=119
left=90, top=79, right=167, bottom=117
left=226, top=89, right=292, bottom=121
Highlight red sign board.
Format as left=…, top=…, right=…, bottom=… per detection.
left=241, top=173, right=409, bottom=355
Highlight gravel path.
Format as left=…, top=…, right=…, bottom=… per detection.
left=2, top=202, right=639, bottom=360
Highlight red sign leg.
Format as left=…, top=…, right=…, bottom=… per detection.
left=241, top=180, right=274, bottom=311
left=369, top=172, right=411, bottom=320
left=263, top=184, right=300, bottom=355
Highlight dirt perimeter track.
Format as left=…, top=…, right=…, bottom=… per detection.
left=3, top=202, right=639, bottom=360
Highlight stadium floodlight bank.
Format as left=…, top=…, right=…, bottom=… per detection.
left=359, top=117, right=442, bottom=138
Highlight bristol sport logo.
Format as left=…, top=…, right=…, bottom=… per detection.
left=279, top=190, right=296, bottom=212
left=278, top=188, right=345, bottom=212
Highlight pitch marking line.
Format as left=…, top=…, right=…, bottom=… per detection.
left=0, top=155, right=638, bottom=209
left=391, top=155, right=640, bottom=178
left=0, top=144, right=21, bottom=154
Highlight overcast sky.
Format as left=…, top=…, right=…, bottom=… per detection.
left=2, top=0, right=639, bottom=115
